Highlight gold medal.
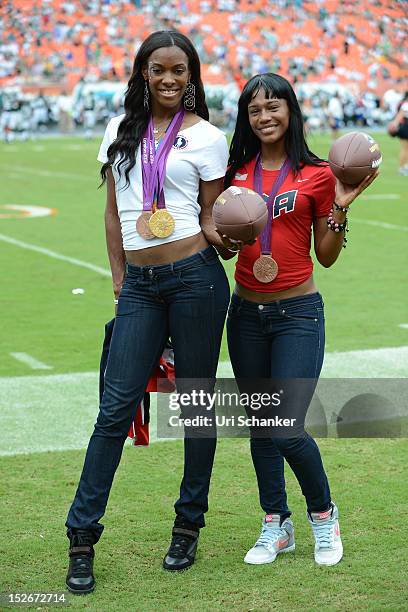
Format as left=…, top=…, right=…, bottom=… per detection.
left=253, top=255, right=278, bottom=283
left=149, top=209, right=175, bottom=238
left=136, top=212, right=155, bottom=240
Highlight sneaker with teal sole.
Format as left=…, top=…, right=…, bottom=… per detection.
left=244, top=514, right=295, bottom=565
left=308, top=502, right=343, bottom=566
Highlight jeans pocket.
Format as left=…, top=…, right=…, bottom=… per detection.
left=280, top=303, right=321, bottom=323
left=176, top=259, right=219, bottom=292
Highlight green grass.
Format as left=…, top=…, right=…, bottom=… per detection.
left=0, top=132, right=407, bottom=376
left=0, top=439, right=407, bottom=611
left=1, top=133, right=407, bottom=610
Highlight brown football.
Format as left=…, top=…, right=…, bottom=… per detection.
left=328, top=132, right=382, bottom=185
left=212, top=186, right=268, bottom=242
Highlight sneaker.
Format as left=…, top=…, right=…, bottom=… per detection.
left=244, top=514, right=295, bottom=565
left=308, top=503, right=343, bottom=566
left=398, top=166, right=408, bottom=176
left=163, top=518, right=200, bottom=572
left=66, top=530, right=95, bottom=594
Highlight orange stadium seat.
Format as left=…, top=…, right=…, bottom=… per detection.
left=0, top=0, right=406, bottom=96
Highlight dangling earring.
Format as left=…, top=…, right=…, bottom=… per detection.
left=183, top=81, right=196, bottom=111
left=144, top=81, right=150, bottom=112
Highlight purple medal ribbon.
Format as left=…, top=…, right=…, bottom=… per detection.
left=253, top=154, right=291, bottom=254
left=141, top=108, right=185, bottom=211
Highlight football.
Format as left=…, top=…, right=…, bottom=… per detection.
left=328, top=132, right=382, bottom=185
left=212, top=186, right=268, bottom=242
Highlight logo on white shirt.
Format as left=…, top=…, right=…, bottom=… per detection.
left=173, top=135, right=188, bottom=150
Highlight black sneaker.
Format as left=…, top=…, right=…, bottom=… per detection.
left=163, top=518, right=200, bottom=572
left=66, top=530, right=95, bottom=594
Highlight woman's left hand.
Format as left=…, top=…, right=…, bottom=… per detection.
left=215, top=229, right=255, bottom=251
left=335, top=169, right=380, bottom=209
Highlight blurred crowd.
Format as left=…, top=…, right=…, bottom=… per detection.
left=0, top=0, right=407, bottom=139
left=0, top=82, right=404, bottom=142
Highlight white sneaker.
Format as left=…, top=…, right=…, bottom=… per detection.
left=308, top=503, right=343, bottom=566
left=244, top=514, right=295, bottom=565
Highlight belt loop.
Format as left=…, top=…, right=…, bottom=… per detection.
left=198, top=249, right=207, bottom=263
left=170, top=262, right=175, bottom=273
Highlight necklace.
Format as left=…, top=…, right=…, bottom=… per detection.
left=260, top=157, right=286, bottom=170
left=153, top=117, right=173, bottom=135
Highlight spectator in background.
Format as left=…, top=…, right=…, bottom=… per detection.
left=388, top=91, right=408, bottom=176
left=327, top=91, right=344, bottom=139
left=58, top=90, right=73, bottom=133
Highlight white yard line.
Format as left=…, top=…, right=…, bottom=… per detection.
left=0, top=346, right=407, bottom=456
left=1, top=163, right=90, bottom=181
left=353, top=219, right=408, bottom=232
left=10, top=353, right=53, bottom=370
left=0, top=233, right=111, bottom=277
left=360, top=194, right=400, bottom=200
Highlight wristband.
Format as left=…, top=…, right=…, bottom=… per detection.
left=114, top=299, right=119, bottom=305
left=333, top=201, right=349, bottom=213
left=327, top=210, right=349, bottom=248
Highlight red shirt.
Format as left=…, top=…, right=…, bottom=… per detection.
left=231, top=158, right=335, bottom=293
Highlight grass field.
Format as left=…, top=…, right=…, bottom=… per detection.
left=0, top=132, right=407, bottom=610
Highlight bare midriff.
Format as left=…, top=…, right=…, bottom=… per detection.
left=125, top=231, right=209, bottom=266
left=235, top=274, right=318, bottom=303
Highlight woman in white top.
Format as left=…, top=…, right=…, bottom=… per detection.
left=65, top=31, right=231, bottom=593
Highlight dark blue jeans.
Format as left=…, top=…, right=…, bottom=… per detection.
left=66, top=246, right=230, bottom=542
left=227, top=292, right=331, bottom=518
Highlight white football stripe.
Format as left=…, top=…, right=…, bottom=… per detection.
left=0, top=233, right=111, bottom=276
left=9, top=353, right=53, bottom=370
left=0, top=204, right=56, bottom=219
left=1, top=163, right=90, bottom=181
left=0, top=346, right=407, bottom=456
left=353, top=219, right=408, bottom=232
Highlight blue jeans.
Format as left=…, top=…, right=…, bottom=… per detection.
left=66, top=246, right=230, bottom=541
left=226, top=292, right=331, bottom=517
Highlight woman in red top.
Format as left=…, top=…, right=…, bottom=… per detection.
left=223, top=74, right=378, bottom=567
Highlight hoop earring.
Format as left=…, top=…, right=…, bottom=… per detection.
left=183, top=81, right=196, bottom=111
left=144, top=81, right=150, bottom=112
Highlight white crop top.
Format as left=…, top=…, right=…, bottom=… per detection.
left=97, top=114, right=229, bottom=250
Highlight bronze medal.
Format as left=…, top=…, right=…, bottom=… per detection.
left=149, top=209, right=175, bottom=238
left=136, top=212, right=155, bottom=240
left=253, top=254, right=278, bottom=283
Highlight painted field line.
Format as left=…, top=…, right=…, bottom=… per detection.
left=360, top=194, right=400, bottom=200
left=0, top=346, right=407, bottom=457
left=353, top=219, right=408, bottom=232
left=10, top=353, right=53, bottom=370
left=1, top=163, right=90, bottom=182
left=217, top=346, right=408, bottom=379
left=399, top=324, right=408, bottom=330
left=0, top=233, right=111, bottom=277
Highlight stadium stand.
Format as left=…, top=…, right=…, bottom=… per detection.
left=1, top=0, right=406, bottom=92
left=0, top=1, right=406, bottom=137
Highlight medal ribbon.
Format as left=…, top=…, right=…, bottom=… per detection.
left=141, top=108, right=185, bottom=211
left=253, top=154, right=291, bottom=254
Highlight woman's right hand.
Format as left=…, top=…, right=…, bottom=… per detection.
left=113, top=281, right=122, bottom=315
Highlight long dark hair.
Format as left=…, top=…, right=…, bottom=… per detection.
left=225, top=73, right=324, bottom=188
left=100, top=30, right=209, bottom=188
